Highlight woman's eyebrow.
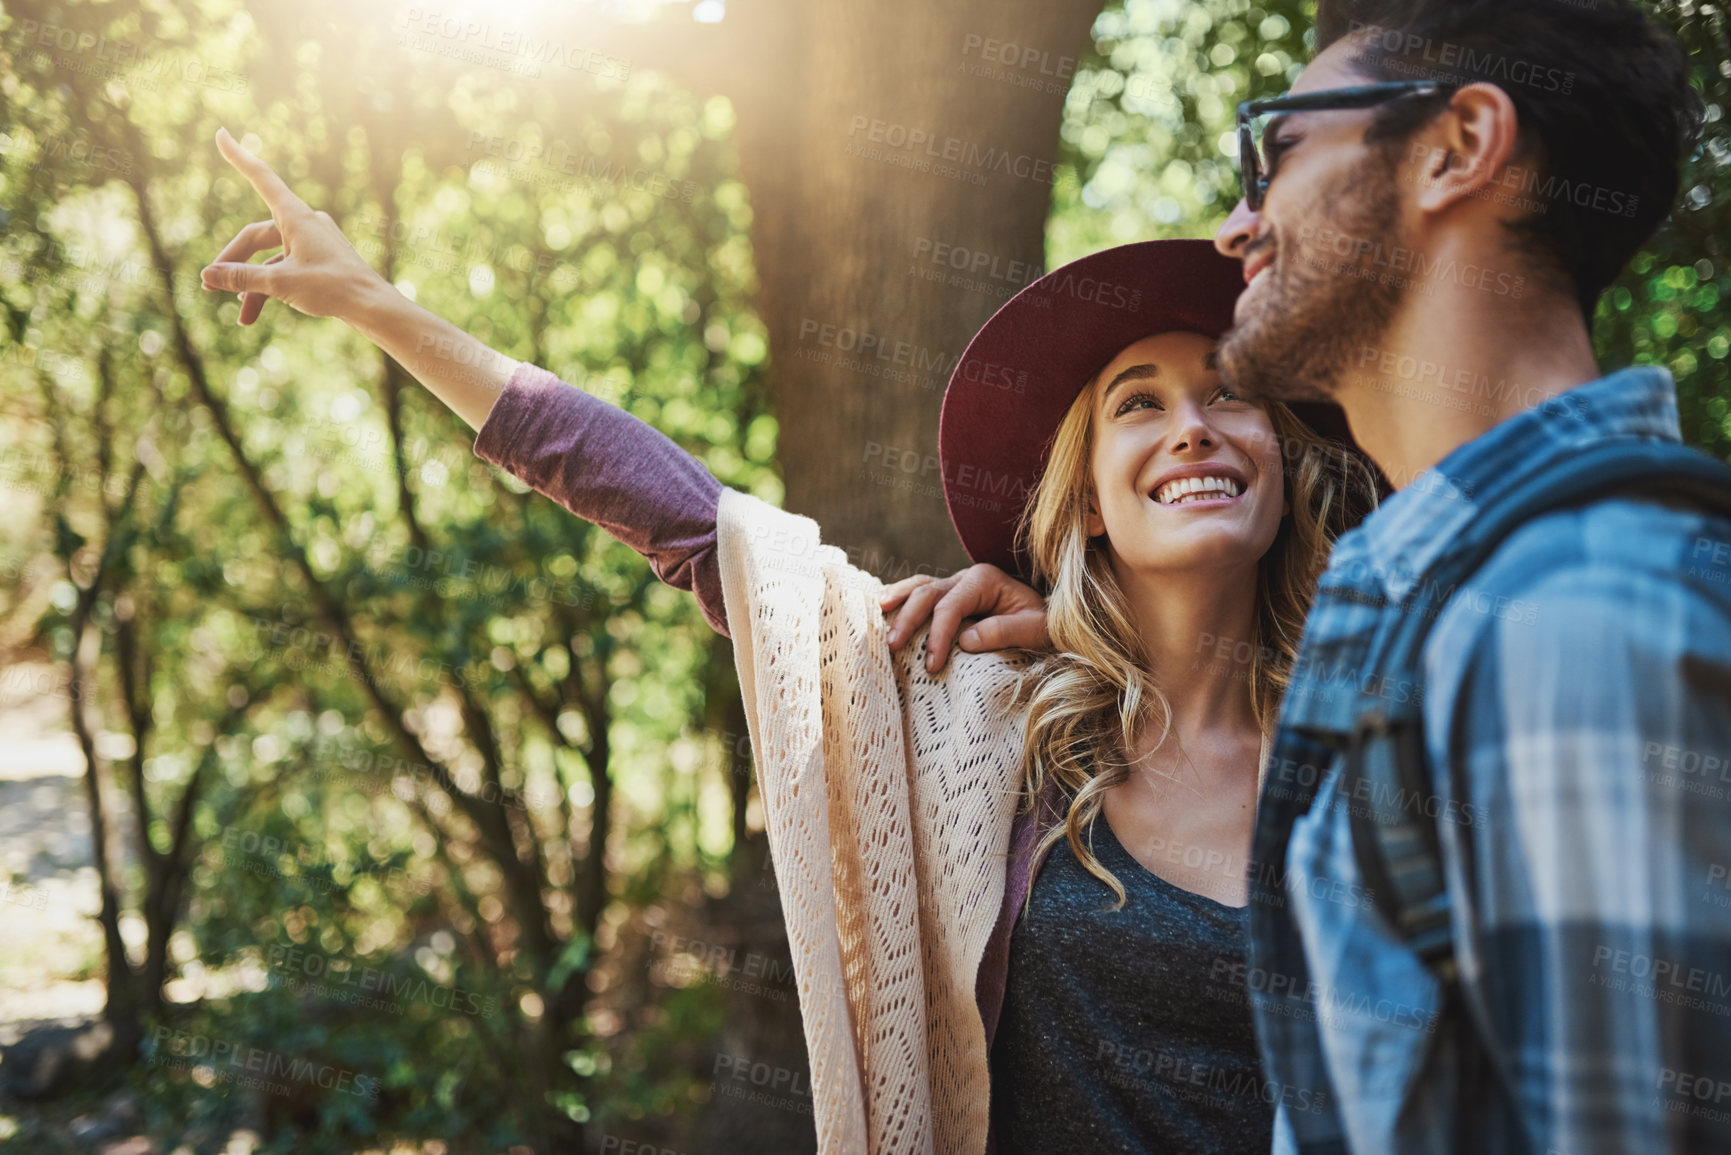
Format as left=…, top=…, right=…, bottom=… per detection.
left=1100, top=363, right=1161, bottom=408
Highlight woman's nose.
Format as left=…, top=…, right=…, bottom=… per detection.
left=1168, top=403, right=1218, bottom=451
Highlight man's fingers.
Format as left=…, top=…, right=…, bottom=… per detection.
left=958, top=610, right=1051, bottom=654
left=924, top=574, right=989, bottom=671
left=879, top=573, right=937, bottom=612
left=212, top=219, right=283, bottom=268
left=215, top=127, right=308, bottom=219
left=886, top=581, right=948, bottom=650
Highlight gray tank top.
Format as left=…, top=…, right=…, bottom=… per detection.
left=989, top=813, right=1275, bottom=1153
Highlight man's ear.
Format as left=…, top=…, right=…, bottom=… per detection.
left=1404, top=81, right=1522, bottom=218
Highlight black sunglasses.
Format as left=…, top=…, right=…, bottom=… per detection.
left=1236, top=81, right=1457, bottom=211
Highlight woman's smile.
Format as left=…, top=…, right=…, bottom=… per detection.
left=1150, top=468, right=1249, bottom=508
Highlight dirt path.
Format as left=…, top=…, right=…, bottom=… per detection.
left=0, top=661, right=109, bottom=1044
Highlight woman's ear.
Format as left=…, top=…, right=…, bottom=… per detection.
left=1084, top=491, right=1106, bottom=538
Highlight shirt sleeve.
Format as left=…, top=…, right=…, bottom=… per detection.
left=471, top=362, right=729, bottom=636
left=1435, top=560, right=1731, bottom=1154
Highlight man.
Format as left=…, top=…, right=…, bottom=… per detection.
left=905, top=0, right=1728, bottom=1150
left=1210, top=1, right=1731, bottom=1152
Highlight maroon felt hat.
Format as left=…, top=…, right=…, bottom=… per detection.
left=938, top=238, right=1359, bottom=581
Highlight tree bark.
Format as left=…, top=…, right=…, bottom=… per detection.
left=727, top=0, right=1103, bottom=575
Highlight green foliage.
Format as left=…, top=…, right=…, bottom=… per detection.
left=1050, top=0, right=1311, bottom=255
left=0, top=0, right=774, bottom=1148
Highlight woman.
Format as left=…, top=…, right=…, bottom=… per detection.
left=201, top=127, right=1378, bottom=1153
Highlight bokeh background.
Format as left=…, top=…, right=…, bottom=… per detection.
left=0, top=0, right=1725, bottom=1151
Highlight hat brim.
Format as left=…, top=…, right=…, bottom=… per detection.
left=938, top=239, right=1358, bottom=581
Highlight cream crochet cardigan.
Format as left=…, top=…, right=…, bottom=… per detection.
left=719, top=488, right=1029, bottom=1155
left=717, top=487, right=1271, bottom=1154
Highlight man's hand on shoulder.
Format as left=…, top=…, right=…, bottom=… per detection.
left=880, top=564, right=1050, bottom=673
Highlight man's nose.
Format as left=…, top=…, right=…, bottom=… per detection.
left=1215, top=198, right=1260, bottom=260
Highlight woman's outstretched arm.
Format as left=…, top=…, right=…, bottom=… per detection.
left=199, top=126, right=729, bottom=634
left=199, top=126, right=1047, bottom=659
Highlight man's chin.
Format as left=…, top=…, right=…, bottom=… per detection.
left=1217, top=320, right=1338, bottom=406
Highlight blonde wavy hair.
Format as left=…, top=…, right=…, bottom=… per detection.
left=1015, top=358, right=1380, bottom=907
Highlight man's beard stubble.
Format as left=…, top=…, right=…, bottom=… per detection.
left=1218, top=148, right=1409, bottom=407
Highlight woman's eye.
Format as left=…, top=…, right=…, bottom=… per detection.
left=1114, top=393, right=1161, bottom=416
left=1213, top=386, right=1246, bottom=404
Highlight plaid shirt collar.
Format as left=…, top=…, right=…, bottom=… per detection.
left=1347, top=365, right=1682, bottom=604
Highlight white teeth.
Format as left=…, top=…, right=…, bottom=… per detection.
left=1155, top=475, right=1244, bottom=505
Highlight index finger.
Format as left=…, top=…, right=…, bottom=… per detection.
left=215, top=127, right=309, bottom=219
left=879, top=572, right=940, bottom=611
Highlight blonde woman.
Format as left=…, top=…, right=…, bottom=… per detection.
left=202, top=127, right=1378, bottom=1154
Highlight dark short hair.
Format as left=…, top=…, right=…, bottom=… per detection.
left=1316, top=0, right=1702, bottom=318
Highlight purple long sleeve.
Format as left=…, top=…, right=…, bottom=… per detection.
left=471, top=362, right=729, bottom=636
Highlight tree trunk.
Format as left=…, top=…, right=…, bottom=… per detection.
left=730, top=0, right=1103, bottom=576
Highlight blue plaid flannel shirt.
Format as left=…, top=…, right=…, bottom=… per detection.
left=1248, top=366, right=1731, bottom=1154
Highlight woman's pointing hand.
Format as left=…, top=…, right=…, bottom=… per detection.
left=200, top=127, right=385, bottom=325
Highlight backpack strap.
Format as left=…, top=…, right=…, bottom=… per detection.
left=1344, top=439, right=1731, bottom=974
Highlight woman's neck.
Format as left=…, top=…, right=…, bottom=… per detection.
left=1113, top=560, right=1265, bottom=752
